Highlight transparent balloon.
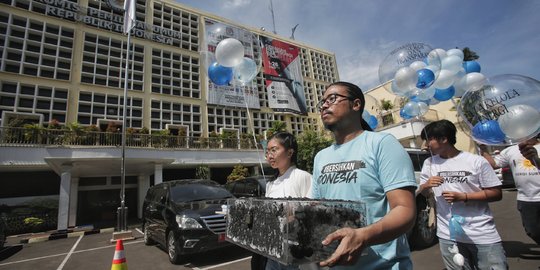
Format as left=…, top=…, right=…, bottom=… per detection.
left=379, top=43, right=439, bottom=95
left=215, top=38, right=245, bottom=67
left=446, top=48, right=464, bottom=61
left=457, top=74, right=540, bottom=145
left=454, top=72, right=486, bottom=98
left=234, top=57, right=258, bottom=84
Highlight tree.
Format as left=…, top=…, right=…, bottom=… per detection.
left=266, top=120, right=287, bottom=138
left=296, top=129, right=333, bottom=173
left=196, top=165, right=210, bottom=179
left=227, top=164, right=249, bottom=182
left=381, top=99, right=394, bottom=111
left=462, top=47, right=479, bottom=61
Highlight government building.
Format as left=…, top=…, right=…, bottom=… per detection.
left=0, top=0, right=340, bottom=231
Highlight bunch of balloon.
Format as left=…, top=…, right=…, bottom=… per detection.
left=379, top=44, right=487, bottom=121
left=457, top=74, right=540, bottom=146
left=206, top=38, right=259, bottom=86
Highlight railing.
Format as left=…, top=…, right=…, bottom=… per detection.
left=0, top=127, right=262, bottom=150
left=378, top=108, right=439, bottom=128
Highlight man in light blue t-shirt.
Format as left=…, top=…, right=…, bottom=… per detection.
left=312, top=81, right=417, bottom=270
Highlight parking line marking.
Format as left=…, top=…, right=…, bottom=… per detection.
left=0, top=239, right=144, bottom=267
left=56, top=234, right=83, bottom=270
left=193, top=256, right=251, bottom=270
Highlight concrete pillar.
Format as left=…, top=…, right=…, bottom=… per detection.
left=137, top=174, right=150, bottom=219
left=57, top=164, right=72, bottom=231
left=154, top=163, right=163, bottom=184
left=68, top=177, right=79, bottom=227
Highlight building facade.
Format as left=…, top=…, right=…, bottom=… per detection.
left=0, top=0, right=339, bottom=231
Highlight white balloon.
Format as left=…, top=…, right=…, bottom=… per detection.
left=391, top=80, right=414, bottom=97
left=434, top=69, right=457, bottom=89
left=454, top=72, right=486, bottom=97
left=441, top=55, right=463, bottom=73
left=215, top=38, right=245, bottom=67
left=453, top=253, right=465, bottom=266
left=446, top=48, right=464, bottom=61
left=394, top=67, right=417, bottom=92
left=498, top=104, right=540, bottom=141
left=425, top=64, right=441, bottom=74
left=418, top=101, right=429, bottom=116
left=427, top=48, right=447, bottom=66
left=409, top=61, right=427, bottom=71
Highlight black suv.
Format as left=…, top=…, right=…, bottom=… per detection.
left=224, top=176, right=273, bottom=198
left=406, top=148, right=437, bottom=249
left=142, top=179, right=234, bottom=264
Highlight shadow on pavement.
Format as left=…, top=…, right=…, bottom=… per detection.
left=0, top=244, right=23, bottom=261
left=503, top=241, right=540, bottom=260
left=182, top=245, right=252, bottom=268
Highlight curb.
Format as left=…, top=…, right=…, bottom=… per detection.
left=18, top=227, right=115, bottom=244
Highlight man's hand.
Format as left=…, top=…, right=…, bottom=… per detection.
left=319, top=227, right=366, bottom=267
left=519, top=140, right=539, bottom=164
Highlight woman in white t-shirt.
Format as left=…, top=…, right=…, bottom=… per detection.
left=264, top=132, right=312, bottom=270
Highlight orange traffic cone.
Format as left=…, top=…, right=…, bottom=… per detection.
left=111, top=239, right=127, bottom=270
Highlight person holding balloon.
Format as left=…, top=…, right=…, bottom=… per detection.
left=479, top=134, right=540, bottom=245
left=311, top=81, right=417, bottom=269
left=417, top=120, right=508, bottom=270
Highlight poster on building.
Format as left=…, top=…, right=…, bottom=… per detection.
left=204, top=19, right=260, bottom=109
left=261, top=36, right=307, bottom=115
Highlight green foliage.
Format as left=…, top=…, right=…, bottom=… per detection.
left=462, top=47, right=479, bottom=61
left=381, top=99, right=394, bottom=110
left=24, top=217, right=44, bottom=226
left=267, top=121, right=287, bottom=138
left=296, top=129, right=333, bottom=173
left=227, top=164, right=249, bottom=182
left=196, top=165, right=210, bottom=180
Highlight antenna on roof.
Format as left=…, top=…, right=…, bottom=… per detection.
left=290, top=24, right=299, bottom=40
left=269, top=0, right=277, bottom=34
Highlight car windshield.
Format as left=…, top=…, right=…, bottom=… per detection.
left=170, top=184, right=233, bottom=203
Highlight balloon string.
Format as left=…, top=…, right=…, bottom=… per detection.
left=236, top=79, right=266, bottom=179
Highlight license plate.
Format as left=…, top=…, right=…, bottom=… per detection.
left=218, top=233, right=226, bottom=242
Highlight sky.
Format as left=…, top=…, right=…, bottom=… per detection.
left=177, top=0, right=540, bottom=92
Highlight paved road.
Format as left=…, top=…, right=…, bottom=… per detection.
left=1, top=189, right=538, bottom=270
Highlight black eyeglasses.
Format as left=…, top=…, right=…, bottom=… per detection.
left=316, top=93, right=354, bottom=111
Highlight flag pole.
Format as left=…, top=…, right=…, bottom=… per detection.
left=113, top=0, right=135, bottom=241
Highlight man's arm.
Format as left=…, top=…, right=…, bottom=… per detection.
left=478, top=144, right=499, bottom=169
left=319, top=187, right=416, bottom=267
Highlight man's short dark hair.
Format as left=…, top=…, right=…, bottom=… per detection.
left=325, top=81, right=372, bottom=131
left=420, top=119, right=457, bottom=145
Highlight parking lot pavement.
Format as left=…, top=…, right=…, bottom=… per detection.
left=1, top=189, right=538, bottom=270
left=0, top=227, right=252, bottom=270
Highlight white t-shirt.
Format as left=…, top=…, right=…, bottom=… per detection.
left=494, top=144, right=540, bottom=202
left=420, top=151, right=502, bottom=244
left=265, top=166, right=312, bottom=198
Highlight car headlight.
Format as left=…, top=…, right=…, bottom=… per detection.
left=176, top=215, right=203, bottom=229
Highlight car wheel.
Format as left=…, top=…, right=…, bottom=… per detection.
left=167, top=230, right=183, bottom=264
left=143, top=225, right=154, bottom=246
left=409, top=194, right=437, bottom=249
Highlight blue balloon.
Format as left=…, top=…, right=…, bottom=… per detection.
left=433, top=86, right=456, bottom=101
left=416, top=68, right=435, bottom=89
left=472, top=120, right=506, bottom=145
left=400, top=108, right=413, bottom=120
left=208, top=62, right=233, bottom=86
left=463, top=61, right=481, bottom=73
left=368, top=115, right=378, bottom=130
